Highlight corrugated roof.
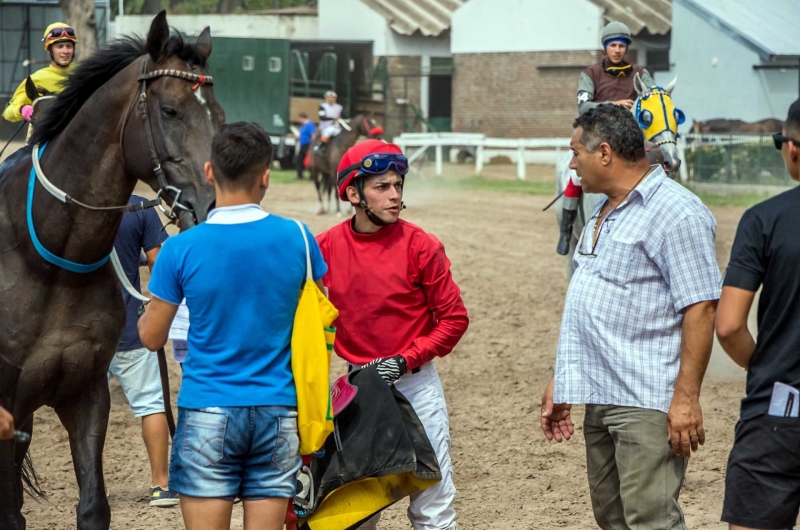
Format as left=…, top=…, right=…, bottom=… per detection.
left=677, top=0, right=800, bottom=58
left=359, top=0, right=466, bottom=37
left=587, top=0, right=672, bottom=35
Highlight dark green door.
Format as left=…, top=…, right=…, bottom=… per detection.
left=209, top=38, right=290, bottom=136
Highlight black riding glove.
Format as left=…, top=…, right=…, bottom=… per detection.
left=365, top=355, right=407, bottom=385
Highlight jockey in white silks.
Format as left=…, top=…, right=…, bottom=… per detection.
left=318, top=90, right=343, bottom=142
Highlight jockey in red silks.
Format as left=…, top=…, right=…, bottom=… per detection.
left=316, top=139, right=469, bottom=529
left=558, top=21, right=655, bottom=255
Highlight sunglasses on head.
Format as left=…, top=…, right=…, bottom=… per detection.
left=337, top=153, right=409, bottom=184
left=773, top=133, right=799, bottom=151
left=44, top=27, right=75, bottom=42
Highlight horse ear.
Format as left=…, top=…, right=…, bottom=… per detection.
left=633, top=72, right=644, bottom=95
left=147, top=11, right=170, bottom=62
left=25, top=76, right=38, bottom=101
left=665, top=75, right=678, bottom=95
left=196, top=27, right=212, bottom=60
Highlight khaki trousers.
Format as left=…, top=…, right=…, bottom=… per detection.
left=584, top=405, right=688, bottom=530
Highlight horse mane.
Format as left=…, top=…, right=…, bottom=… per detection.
left=30, top=33, right=208, bottom=147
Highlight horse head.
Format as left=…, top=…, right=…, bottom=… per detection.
left=25, top=77, right=56, bottom=128
left=123, top=12, right=224, bottom=229
left=352, top=113, right=384, bottom=140
left=632, top=74, right=684, bottom=175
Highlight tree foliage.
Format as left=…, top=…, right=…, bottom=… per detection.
left=112, top=0, right=309, bottom=16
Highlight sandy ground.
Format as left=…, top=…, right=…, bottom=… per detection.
left=10, top=156, right=752, bottom=529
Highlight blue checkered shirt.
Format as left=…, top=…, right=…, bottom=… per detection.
left=554, top=166, right=721, bottom=413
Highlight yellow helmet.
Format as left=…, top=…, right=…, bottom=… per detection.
left=42, top=22, right=77, bottom=52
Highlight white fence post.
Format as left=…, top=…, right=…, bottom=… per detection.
left=677, top=136, right=688, bottom=183
left=475, top=142, right=484, bottom=175
left=435, top=143, right=443, bottom=176
left=517, top=141, right=525, bottom=180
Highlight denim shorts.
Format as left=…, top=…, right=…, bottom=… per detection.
left=169, top=406, right=301, bottom=500
left=108, top=348, right=165, bottom=418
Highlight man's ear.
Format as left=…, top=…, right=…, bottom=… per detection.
left=598, top=142, right=613, bottom=165
left=204, top=161, right=215, bottom=185
left=262, top=168, right=271, bottom=189
left=346, top=185, right=360, bottom=205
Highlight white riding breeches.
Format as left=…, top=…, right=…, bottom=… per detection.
left=321, top=122, right=341, bottom=139
left=357, top=362, right=457, bottom=530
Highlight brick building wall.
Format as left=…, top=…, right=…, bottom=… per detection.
left=452, top=50, right=606, bottom=138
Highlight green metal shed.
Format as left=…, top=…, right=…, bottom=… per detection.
left=208, top=37, right=291, bottom=137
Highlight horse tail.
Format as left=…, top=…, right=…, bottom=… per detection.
left=20, top=452, right=46, bottom=500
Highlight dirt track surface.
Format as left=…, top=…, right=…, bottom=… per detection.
left=19, top=176, right=747, bottom=529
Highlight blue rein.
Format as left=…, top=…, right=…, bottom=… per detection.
left=27, top=142, right=110, bottom=273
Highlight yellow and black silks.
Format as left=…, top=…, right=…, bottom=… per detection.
left=292, top=220, right=338, bottom=455
left=298, top=369, right=441, bottom=530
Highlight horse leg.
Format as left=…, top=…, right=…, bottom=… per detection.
left=333, top=172, right=342, bottom=217
left=13, top=414, right=34, bottom=511
left=0, top=353, right=24, bottom=529
left=54, top=374, right=111, bottom=530
left=312, top=168, right=325, bottom=215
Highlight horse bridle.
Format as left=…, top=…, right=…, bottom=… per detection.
left=120, top=56, right=214, bottom=220
left=32, top=56, right=214, bottom=219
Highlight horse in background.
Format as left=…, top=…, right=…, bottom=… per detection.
left=555, top=75, right=684, bottom=279
left=310, top=114, right=383, bottom=215
left=692, top=118, right=783, bottom=134
left=0, top=12, right=221, bottom=529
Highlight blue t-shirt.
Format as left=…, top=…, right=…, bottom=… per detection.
left=299, top=121, right=316, bottom=146
left=115, top=195, right=168, bottom=351
left=148, top=213, right=327, bottom=409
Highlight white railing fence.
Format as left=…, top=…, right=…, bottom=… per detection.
left=393, top=132, right=571, bottom=180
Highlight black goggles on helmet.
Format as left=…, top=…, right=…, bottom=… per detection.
left=44, top=26, right=76, bottom=42
left=337, top=153, right=409, bottom=184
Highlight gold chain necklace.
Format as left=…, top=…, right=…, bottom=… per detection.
left=591, top=167, right=654, bottom=248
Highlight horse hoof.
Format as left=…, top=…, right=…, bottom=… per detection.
left=336, top=212, right=343, bottom=218
left=317, top=208, right=326, bottom=216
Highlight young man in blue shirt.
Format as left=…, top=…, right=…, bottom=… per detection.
left=108, top=196, right=177, bottom=506
left=138, top=122, right=327, bottom=530
left=295, top=112, right=316, bottom=180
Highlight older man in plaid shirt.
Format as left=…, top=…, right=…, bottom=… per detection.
left=540, top=105, right=721, bottom=529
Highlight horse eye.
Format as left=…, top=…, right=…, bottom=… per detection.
left=639, top=110, right=653, bottom=127
left=161, top=107, right=178, bottom=118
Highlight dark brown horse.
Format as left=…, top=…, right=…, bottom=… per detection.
left=692, top=118, right=784, bottom=134
left=310, top=114, right=383, bottom=215
left=0, top=12, right=222, bottom=530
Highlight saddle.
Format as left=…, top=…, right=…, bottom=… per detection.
left=292, top=368, right=441, bottom=529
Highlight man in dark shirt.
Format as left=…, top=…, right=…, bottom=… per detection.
left=295, top=113, right=316, bottom=180
left=716, top=98, right=800, bottom=530
left=107, top=195, right=177, bottom=507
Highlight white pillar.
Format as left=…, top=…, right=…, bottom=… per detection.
left=517, top=142, right=526, bottom=180
left=435, top=141, right=443, bottom=176
left=420, top=54, right=430, bottom=133
left=475, top=144, right=484, bottom=175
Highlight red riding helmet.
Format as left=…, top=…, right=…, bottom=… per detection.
left=336, top=140, right=407, bottom=201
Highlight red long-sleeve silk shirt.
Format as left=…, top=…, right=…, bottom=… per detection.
left=316, top=219, right=469, bottom=369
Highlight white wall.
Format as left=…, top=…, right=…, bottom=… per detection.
left=452, top=0, right=602, bottom=54
left=318, top=0, right=450, bottom=57
left=672, top=1, right=798, bottom=128
left=114, top=14, right=318, bottom=40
